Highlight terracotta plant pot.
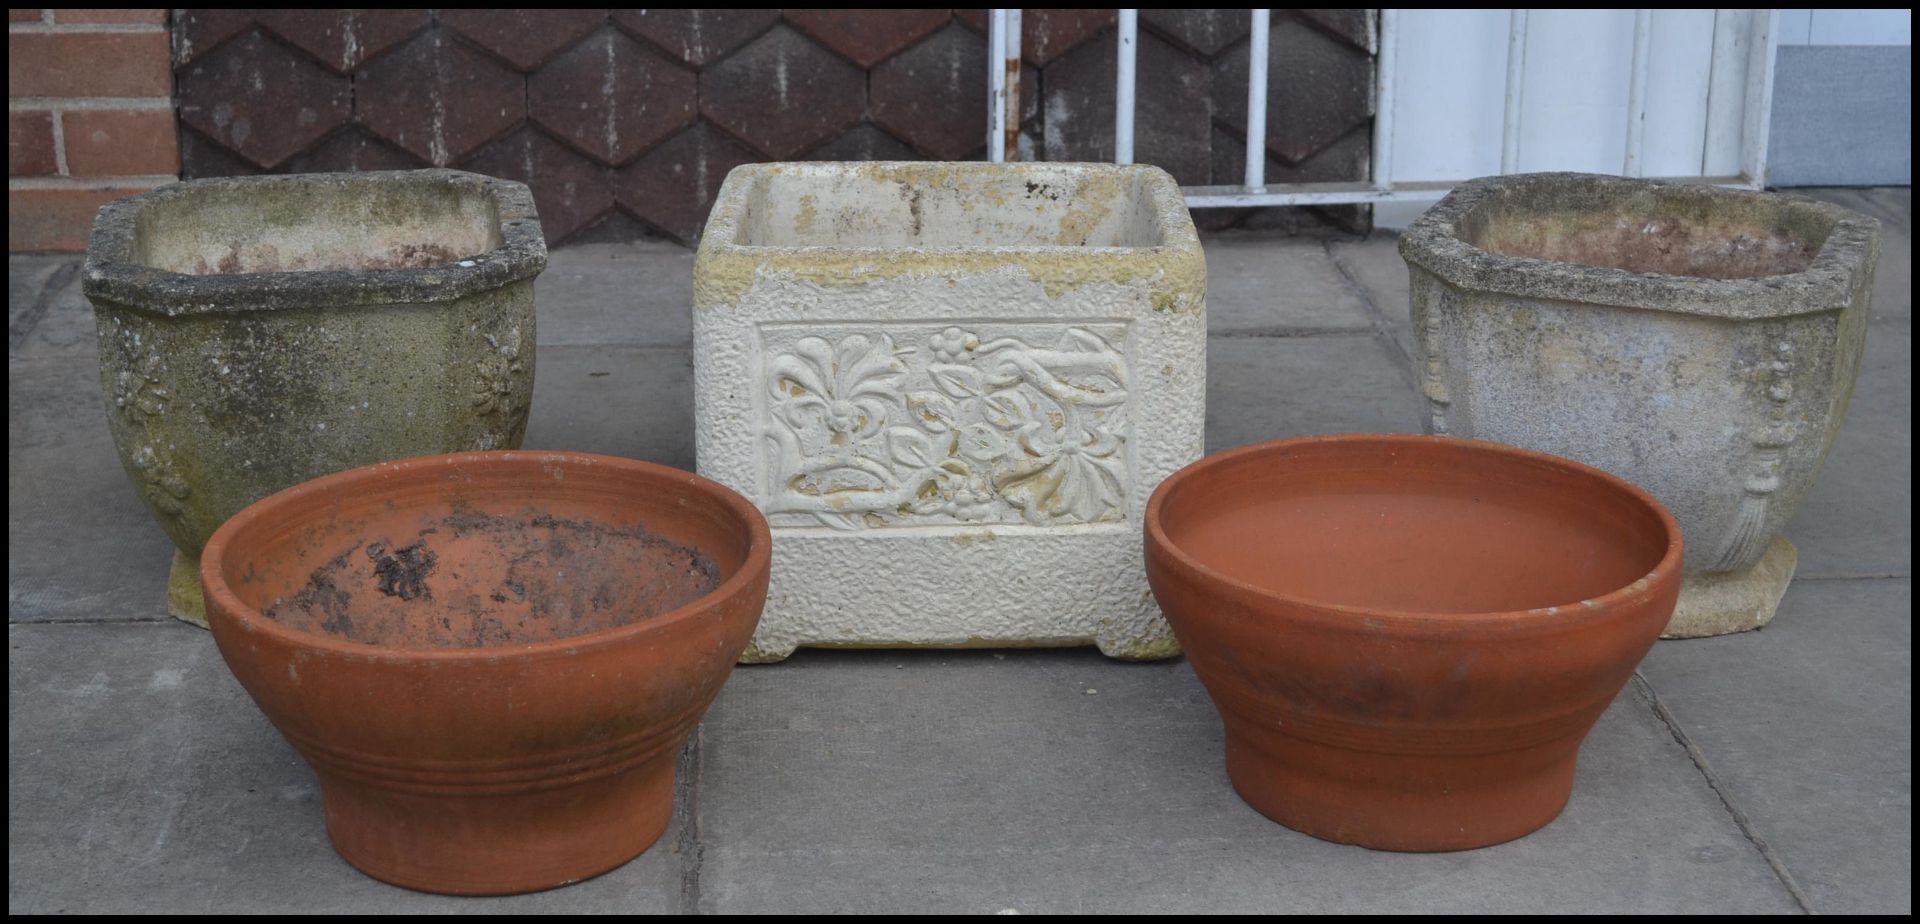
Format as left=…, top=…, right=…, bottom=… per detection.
left=200, top=451, right=770, bottom=895
left=1399, top=173, right=1878, bottom=637
left=1144, top=434, right=1683, bottom=851
left=84, top=169, right=546, bottom=628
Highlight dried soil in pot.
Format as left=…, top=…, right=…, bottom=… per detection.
left=1144, top=434, right=1683, bottom=851
left=200, top=451, right=770, bottom=895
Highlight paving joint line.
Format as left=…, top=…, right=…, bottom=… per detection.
left=9, top=616, right=173, bottom=626
left=674, top=725, right=707, bottom=915
left=1321, top=238, right=1421, bottom=394
left=1630, top=671, right=1817, bottom=914
left=9, top=259, right=78, bottom=352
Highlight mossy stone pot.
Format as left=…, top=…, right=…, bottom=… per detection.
left=1145, top=435, right=1684, bottom=851
left=82, top=170, right=546, bottom=627
left=200, top=451, right=771, bottom=895
left=1400, top=173, right=1879, bottom=638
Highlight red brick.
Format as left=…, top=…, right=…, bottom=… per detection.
left=8, top=32, right=172, bottom=98
left=62, top=109, right=179, bottom=177
left=53, top=9, right=167, bottom=26
left=9, top=110, right=57, bottom=177
left=9, top=9, right=44, bottom=23
left=9, top=184, right=163, bottom=252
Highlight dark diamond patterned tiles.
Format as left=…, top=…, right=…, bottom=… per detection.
left=612, top=9, right=781, bottom=67
left=872, top=23, right=1035, bottom=161
left=805, top=123, right=919, bottom=162
left=617, top=123, right=760, bottom=244
left=174, top=9, right=1377, bottom=243
left=1043, top=30, right=1212, bottom=186
left=786, top=9, right=951, bottom=68
left=257, top=10, right=430, bottom=74
left=175, top=31, right=351, bottom=168
left=1141, top=9, right=1250, bottom=57
left=462, top=127, right=614, bottom=242
left=699, top=25, right=863, bottom=158
left=1213, top=12, right=1374, bottom=164
left=529, top=29, right=697, bottom=166
left=441, top=8, right=604, bottom=72
left=356, top=31, right=525, bottom=165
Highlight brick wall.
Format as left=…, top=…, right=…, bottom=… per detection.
left=8, top=9, right=178, bottom=251
left=169, top=10, right=1376, bottom=246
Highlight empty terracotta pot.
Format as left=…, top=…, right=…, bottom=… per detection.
left=200, top=451, right=770, bottom=895
left=1145, top=434, right=1682, bottom=851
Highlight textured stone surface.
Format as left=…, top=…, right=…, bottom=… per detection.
left=1666, top=536, right=1797, bottom=637
left=693, top=163, right=1206, bottom=661
left=80, top=171, right=546, bottom=625
left=1401, top=173, right=1881, bottom=636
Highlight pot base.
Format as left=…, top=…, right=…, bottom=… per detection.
left=1664, top=536, right=1797, bottom=639
left=166, top=550, right=208, bottom=629
left=320, top=757, right=678, bottom=896
left=1223, top=728, right=1577, bottom=852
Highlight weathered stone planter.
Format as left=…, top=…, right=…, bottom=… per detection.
left=1400, top=173, right=1879, bottom=637
left=83, top=169, right=546, bottom=627
left=693, top=162, right=1206, bottom=661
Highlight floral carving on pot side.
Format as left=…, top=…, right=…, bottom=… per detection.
left=131, top=444, right=191, bottom=525
left=762, top=323, right=1132, bottom=530
left=111, top=350, right=170, bottom=426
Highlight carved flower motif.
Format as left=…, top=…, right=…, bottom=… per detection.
left=112, top=353, right=169, bottom=425
left=767, top=325, right=1129, bottom=529
left=131, top=445, right=191, bottom=521
left=930, top=326, right=980, bottom=362
left=473, top=332, right=525, bottom=417
left=770, top=334, right=906, bottom=439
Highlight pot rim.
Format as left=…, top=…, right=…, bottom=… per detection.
left=1144, top=433, right=1685, bottom=631
left=199, top=450, right=771, bottom=662
left=81, top=169, right=548, bottom=316
left=696, top=161, right=1203, bottom=259
left=1398, top=172, right=1879, bottom=320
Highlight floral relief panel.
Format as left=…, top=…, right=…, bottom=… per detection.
left=758, top=321, right=1134, bottom=530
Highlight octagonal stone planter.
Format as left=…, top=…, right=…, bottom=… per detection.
left=83, top=169, right=546, bottom=627
left=1400, top=173, right=1879, bottom=637
left=693, top=162, right=1207, bottom=662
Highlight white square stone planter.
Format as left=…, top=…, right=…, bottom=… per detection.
left=693, top=162, right=1206, bottom=662
left=1400, top=173, right=1880, bottom=638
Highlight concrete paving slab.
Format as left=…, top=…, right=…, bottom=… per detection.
left=695, top=648, right=1798, bottom=914
left=523, top=345, right=695, bottom=471
left=537, top=240, right=695, bottom=348
left=1789, top=318, right=1912, bottom=579
left=7, top=622, right=690, bottom=913
left=8, top=255, right=90, bottom=359
left=1642, top=577, right=1913, bottom=914
left=8, top=354, right=172, bottom=623
left=1205, top=334, right=1419, bottom=452
left=1203, top=235, right=1374, bottom=334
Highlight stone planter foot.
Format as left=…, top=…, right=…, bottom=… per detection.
left=1664, top=535, right=1798, bottom=638
left=165, top=550, right=208, bottom=628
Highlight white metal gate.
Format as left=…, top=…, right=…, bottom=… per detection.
left=983, top=9, right=1781, bottom=209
